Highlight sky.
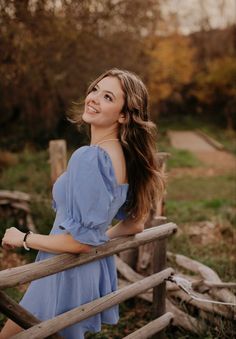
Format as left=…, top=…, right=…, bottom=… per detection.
left=161, top=0, right=236, bottom=34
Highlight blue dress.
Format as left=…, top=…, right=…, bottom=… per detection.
left=19, top=145, right=129, bottom=338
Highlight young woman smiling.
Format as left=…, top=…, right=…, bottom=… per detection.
left=1, top=68, right=165, bottom=338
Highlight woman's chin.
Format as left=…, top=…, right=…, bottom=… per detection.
left=82, top=112, right=94, bottom=123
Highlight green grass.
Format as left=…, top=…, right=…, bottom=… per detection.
left=0, top=149, right=54, bottom=240
left=167, top=149, right=202, bottom=168
left=165, top=174, right=235, bottom=282
left=0, top=149, right=51, bottom=196
left=157, top=129, right=203, bottom=169
left=167, top=174, right=235, bottom=202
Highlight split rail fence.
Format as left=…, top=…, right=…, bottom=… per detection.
left=0, top=222, right=177, bottom=339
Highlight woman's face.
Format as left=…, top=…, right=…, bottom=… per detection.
left=82, top=76, right=125, bottom=127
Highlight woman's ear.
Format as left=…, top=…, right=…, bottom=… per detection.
left=118, top=113, right=126, bottom=124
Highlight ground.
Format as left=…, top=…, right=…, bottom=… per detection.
left=168, top=130, right=236, bottom=173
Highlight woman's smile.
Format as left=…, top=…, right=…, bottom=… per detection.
left=86, top=104, right=99, bottom=114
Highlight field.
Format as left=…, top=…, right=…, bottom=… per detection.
left=0, top=127, right=235, bottom=338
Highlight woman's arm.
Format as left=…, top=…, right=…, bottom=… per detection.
left=1, top=227, right=91, bottom=254
left=106, top=214, right=147, bottom=239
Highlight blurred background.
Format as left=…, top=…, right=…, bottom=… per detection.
left=0, top=1, right=235, bottom=338
left=0, top=0, right=235, bottom=149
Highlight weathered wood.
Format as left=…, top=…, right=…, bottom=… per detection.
left=166, top=299, right=205, bottom=334
left=118, top=279, right=205, bottom=334
left=0, top=190, right=30, bottom=201
left=0, top=291, right=62, bottom=339
left=168, top=289, right=234, bottom=319
left=10, top=202, right=30, bottom=213
left=0, top=291, right=39, bottom=328
left=49, top=139, right=67, bottom=184
left=196, top=129, right=224, bottom=150
left=152, top=238, right=167, bottom=339
left=202, top=281, right=236, bottom=289
left=118, top=251, right=233, bottom=330
left=116, top=256, right=178, bottom=292
left=123, top=312, right=173, bottom=339
left=119, top=248, right=138, bottom=269
left=137, top=242, right=154, bottom=271
left=116, top=255, right=144, bottom=281
left=0, top=190, right=37, bottom=233
left=0, top=199, right=11, bottom=204
left=167, top=252, right=235, bottom=304
left=0, top=223, right=177, bottom=289
left=118, top=278, right=152, bottom=301
left=119, top=258, right=235, bottom=321
left=155, top=152, right=170, bottom=169
left=12, top=268, right=174, bottom=339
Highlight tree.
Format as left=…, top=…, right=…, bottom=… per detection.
left=146, top=34, right=196, bottom=105
left=0, top=0, right=162, bottom=149
left=194, top=56, right=236, bottom=129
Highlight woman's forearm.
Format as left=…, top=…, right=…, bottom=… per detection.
left=26, top=233, right=91, bottom=254
left=1, top=227, right=91, bottom=254
left=106, top=218, right=145, bottom=239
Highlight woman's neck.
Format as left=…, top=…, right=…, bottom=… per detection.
left=90, top=126, right=118, bottom=146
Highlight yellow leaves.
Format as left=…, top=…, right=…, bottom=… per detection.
left=146, top=34, right=197, bottom=103
left=195, top=56, right=236, bottom=102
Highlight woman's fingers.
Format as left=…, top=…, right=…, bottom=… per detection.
left=1, top=227, right=24, bottom=248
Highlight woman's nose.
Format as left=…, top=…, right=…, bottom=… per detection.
left=90, top=91, right=100, bottom=103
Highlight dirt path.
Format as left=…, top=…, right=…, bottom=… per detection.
left=168, top=130, right=236, bottom=173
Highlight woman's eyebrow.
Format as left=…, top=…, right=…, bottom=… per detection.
left=96, top=84, right=116, bottom=100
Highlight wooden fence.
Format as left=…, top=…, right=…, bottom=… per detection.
left=0, top=222, right=177, bottom=339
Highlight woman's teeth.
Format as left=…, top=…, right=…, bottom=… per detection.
left=88, top=105, right=98, bottom=113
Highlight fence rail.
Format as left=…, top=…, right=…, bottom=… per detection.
left=0, top=222, right=177, bottom=338
left=0, top=223, right=176, bottom=289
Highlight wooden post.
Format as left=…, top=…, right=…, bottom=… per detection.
left=151, top=152, right=170, bottom=338
left=49, top=140, right=67, bottom=185
left=154, top=152, right=170, bottom=218
left=152, top=237, right=167, bottom=339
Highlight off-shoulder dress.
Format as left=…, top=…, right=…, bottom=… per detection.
left=19, top=145, right=129, bottom=338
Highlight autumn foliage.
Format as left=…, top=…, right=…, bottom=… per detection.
left=0, top=1, right=235, bottom=150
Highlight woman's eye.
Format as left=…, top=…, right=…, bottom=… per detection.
left=104, top=94, right=112, bottom=102
left=91, top=87, right=97, bottom=92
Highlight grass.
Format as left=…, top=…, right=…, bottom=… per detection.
left=166, top=174, right=236, bottom=282
left=157, top=128, right=204, bottom=169
left=0, top=125, right=235, bottom=338
left=0, top=149, right=51, bottom=196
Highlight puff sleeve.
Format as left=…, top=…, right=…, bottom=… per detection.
left=58, top=146, right=116, bottom=246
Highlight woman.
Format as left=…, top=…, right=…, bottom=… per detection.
left=0, top=68, right=165, bottom=338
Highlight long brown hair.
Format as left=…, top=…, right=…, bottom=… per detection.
left=71, top=68, right=165, bottom=222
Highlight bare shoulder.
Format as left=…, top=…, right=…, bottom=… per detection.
left=100, top=143, right=128, bottom=185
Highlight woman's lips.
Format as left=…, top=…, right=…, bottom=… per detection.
left=87, top=104, right=99, bottom=113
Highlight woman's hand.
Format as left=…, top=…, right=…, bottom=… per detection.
left=1, top=227, right=25, bottom=250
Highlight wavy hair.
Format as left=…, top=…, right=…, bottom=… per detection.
left=70, top=68, right=165, bottom=222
